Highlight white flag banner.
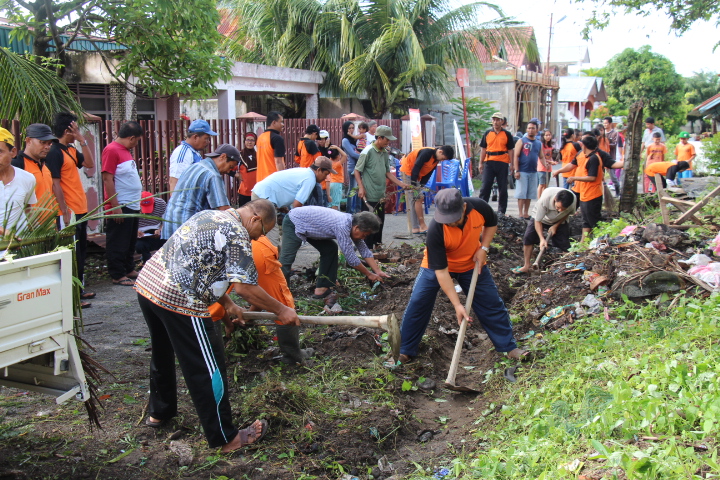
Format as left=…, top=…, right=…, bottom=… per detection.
left=453, top=120, right=473, bottom=195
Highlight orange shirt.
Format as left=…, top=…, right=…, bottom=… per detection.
left=400, top=148, right=437, bottom=179
left=237, top=164, right=257, bottom=197
left=329, top=158, right=344, bottom=184
left=598, top=135, right=610, bottom=154
left=646, top=143, right=667, bottom=164
left=296, top=139, right=320, bottom=168
left=644, top=161, right=675, bottom=177
left=560, top=142, right=579, bottom=178
left=572, top=152, right=603, bottom=202
left=256, top=129, right=284, bottom=182
left=421, top=200, right=489, bottom=273
left=480, top=129, right=514, bottom=164
left=52, top=145, right=88, bottom=214
left=208, top=236, right=294, bottom=322
left=675, top=142, right=695, bottom=169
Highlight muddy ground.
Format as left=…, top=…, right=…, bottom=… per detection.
left=0, top=208, right=714, bottom=480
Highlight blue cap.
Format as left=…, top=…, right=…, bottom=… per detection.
left=188, top=119, right=218, bottom=136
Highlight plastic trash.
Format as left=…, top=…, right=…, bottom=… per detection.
left=620, top=225, right=638, bottom=236
left=434, top=468, right=451, bottom=479
left=688, top=263, right=720, bottom=290
left=683, top=254, right=712, bottom=266
left=581, top=294, right=603, bottom=315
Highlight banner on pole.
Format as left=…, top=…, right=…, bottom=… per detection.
left=409, top=108, right=423, bottom=150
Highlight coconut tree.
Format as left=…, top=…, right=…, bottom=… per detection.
left=222, top=0, right=534, bottom=118
left=0, top=47, right=85, bottom=130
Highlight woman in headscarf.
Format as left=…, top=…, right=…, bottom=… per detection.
left=236, top=132, right=258, bottom=206
left=342, top=121, right=360, bottom=213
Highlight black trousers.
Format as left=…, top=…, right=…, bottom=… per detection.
left=136, top=235, right=166, bottom=262
left=237, top=194, right=252, bottom=207
left=137, top=294, right=238, bottom=448
left=479, top=161, right=509, bottom=214
left=75, top=214, right=88, bottom=287
left=360, top=199, right=385, bottom=250
left=279, top=215, right=338, bottom=290
left=105, top=207, right=139, bottom=280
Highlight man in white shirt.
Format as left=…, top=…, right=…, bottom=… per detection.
left=0, top=127, right=36, bottom=238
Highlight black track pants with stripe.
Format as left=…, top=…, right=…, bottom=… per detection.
left=138, top=294, right=239, bottom=448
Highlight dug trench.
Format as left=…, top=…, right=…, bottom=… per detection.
left=0, top=212, right=713, bottom=480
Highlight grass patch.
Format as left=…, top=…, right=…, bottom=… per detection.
left=406, top=292, right=720, bottom=479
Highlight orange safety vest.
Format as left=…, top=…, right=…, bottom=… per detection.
left=400, top=148, right=437, bottom=179
left=421, top=207, right=486, bottom=273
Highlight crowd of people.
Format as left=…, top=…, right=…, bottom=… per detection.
left=0, top=108, right=701, bottom=453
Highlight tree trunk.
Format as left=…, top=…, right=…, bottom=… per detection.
left=619, top=101, right=644, bottom=213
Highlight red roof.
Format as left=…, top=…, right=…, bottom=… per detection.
left=472, top=26, right=540, bottom=71
left=218, top=9, right=238, bottom=37
left=697, top=92, right=720, bottom=110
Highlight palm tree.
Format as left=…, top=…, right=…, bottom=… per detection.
left=222, top=0, right=533, bottom=118
left=0, top=47, right=85, bottom=130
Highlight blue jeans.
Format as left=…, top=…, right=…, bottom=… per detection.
left=400, top=266, right=517, bottom=357
left=347, top=160, right=358, bottom=213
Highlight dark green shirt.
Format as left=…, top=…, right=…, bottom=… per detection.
left=355, top=143, right=390, bottom=202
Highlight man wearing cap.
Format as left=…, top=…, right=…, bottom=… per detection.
left=168, top=119, right=218, bottom=192
left=102, top=121, right=145, bottom=286
left=161, top=144, right=240, bottom=240
left=353, top=125, right=409, bottom=249
left=256, top=111, right=286, bottom=182
left=252, top=157, right=336, bottom=209
left=295, top=124, right=321, bottom=168
left=280, top=209, right=389, bottom=299
left=0, top=127, right=36, bottom=236
left=135, top=192, right=167, bottom=263
left=398, top=189, right=527, bottom=363
left=11, top=123, right=57, bottom=210
left=46, top=112, right=96, bottom=305
left=478, top=112, right=516, bottom=215
left=399, top=145, right=455, bottom=233
left=675, top=131, right=696, bottom=171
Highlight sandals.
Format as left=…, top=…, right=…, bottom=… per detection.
left=506, top=348, right=533, bottom=362
left=511, top=266, right=528, bottom=275
left=80, top=291, right=96, bottom=299
left=222, top=419, right=269, bottom=453
left=112, top=278, right=135, bottom=286
left=126, top=271, right=139, bottom=279
left=310, top=289, right=332, bottom=299
left=145, top=416, right=167, bottom=428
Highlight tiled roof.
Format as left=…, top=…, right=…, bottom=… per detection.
left=473, top=26, right=540, bottom=70
left=218, top=9, right=238, bottom=37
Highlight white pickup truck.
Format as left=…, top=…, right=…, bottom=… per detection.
left=0, top=249, right=90, bottom=404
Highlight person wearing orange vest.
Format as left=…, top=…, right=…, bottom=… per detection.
left=294, top=124, right=321, bottom=168
left=553, top=135, right=605, bottom=240
left=11, top=123, right=56, bottom=214
left=46, top=112, right=96, bottom=307
left=644, top=161, right=690, bottom=189
left=256, top=111, right=286, bottom=182
left=207, top=235, right=312, bottom=365
left=397, top=188, right=528, bottom=364
left=478, top=112, right=516, bottom=215
left=399, top=145, right=454, bottom=234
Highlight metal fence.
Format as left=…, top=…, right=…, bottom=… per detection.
left=4, top=117, right=403, bottom=205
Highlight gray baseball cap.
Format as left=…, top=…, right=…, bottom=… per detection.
left=374, top=125, right=397, bottom=141
left=26, top=123, right=57, bottom=141
left=433, top=188, right=464, bottom=224
left=206, top=143, right=241, bottom=163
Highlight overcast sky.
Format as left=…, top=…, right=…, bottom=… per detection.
left=473, top=0, right=719, bottom=77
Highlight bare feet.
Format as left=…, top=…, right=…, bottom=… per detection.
left=221, top=419, right=268, bottom=453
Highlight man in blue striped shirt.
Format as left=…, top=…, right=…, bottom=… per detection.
left=168, top=119, right=217, bottom=192
left=279, top=208, right=390, bottom=298
left=161, top=144, right=240, bottom=240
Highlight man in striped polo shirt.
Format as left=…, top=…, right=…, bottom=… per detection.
left=168, top=119, right=217, bottom=192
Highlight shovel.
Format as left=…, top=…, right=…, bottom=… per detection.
left=444, top=263, right=481, bottom=393
left=531, top=231, right=553, bottom=276
left=239, top=311, right=401, bottom=362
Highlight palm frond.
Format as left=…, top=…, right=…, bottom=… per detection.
left=0, top=47, right=85, bottom=130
